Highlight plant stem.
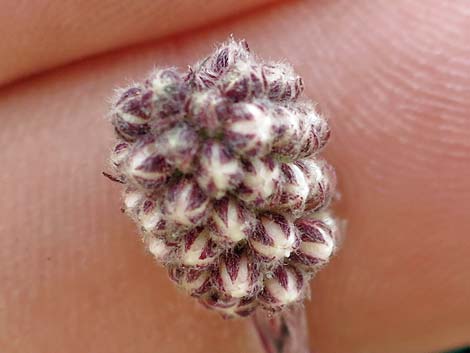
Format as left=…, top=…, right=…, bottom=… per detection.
left=251, top=306, right=311, bottom=353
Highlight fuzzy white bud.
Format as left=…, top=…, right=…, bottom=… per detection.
left=188, top=38, right=251, bottom=90
left=145, top=235, right=176, bottom=263
left=295, top=158, right=336, bottom=212
left=138, top=199, right=172, bottom=237
left=112, top=86, right=153, bottom=141
left=237, top=157, right=282, bottom=209
left=146, top=68, right=188, bottom=121
left=209, top=197, right=256, bottom=245
left=126, top=136, right=173, bottom=189
left=162, top=178, right=211, bottom=228
left=260, top=265, right=307, bottom=310
left=122, top=188, right=145, bottom=217
left=274, top=163, right=310, bottom=214
left=262, top=63, right=303, bottom=102
left=224, top=102, right=273, bottom=157
left=220, top=62, right=265, bottom=102
left=179, top=227, right=219, bottom=267
left=291, top=216, right=335, bottom=268
left=249, top=213, right=299, bottom=262
left=295, top=105, right=329, bottom=158
left=216, top=251, right=260, bottom=298
left=185, top=89, right=228, bottom=131
left=156, top=123, right=199, bottom=173
left=168, top=266, right=212, bottom=297
left=195, top=141, right=244, bottom=199
left=110, top=141, right=132, bottom=172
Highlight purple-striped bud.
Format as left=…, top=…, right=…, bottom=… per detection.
left=237, top=157, right=282, bottom=209
left=249, top=213, right=298, bottom=262
left=179, top=227, right=219, bottom=267
left=291, top=217, right=335, bottom=268
left=112, top=86, right=153, bottom=141
left=187, top=38, right=251, bottom=90
left=126, top=136, right=173, bottom=189
left=209, top=197, right=255, bottom=245
left=314, top=114, right=331, bottom=152
left=220, top=62, right=266, bottom=102
left=122, top=187, right=145, bottom=217
left=138, top=199, right=171, bottom=237
left=157, top=123, right=199, bottom=173
left=209, top=38, right=251, bottom=75
left=224, top=102, right=273, bottom=157
left=162, top=178, right=211, bottom=228
left=216, top=250, right=260, bottom=298
left=262, top=63, right=303, bottom=102
left=195, top=141, right=244, bottom=198
left=273, top=163, right=310, bottom=214
left=168, top=266, right=212, bottom=297
left=295, top=105, right=330, bottom=158
left=110, top=141, right=131, bottom=172
left=146, top=68, right=188, bottom=120
left=316, top=211, right=340, bottom=241
left=260, top=265, right=307, bottom=310
left=146, top=235, right=177, bottom=263
left=200, top=294, right=258, bottom=318
left=295, top=158, right=336, bottom=212
left=185, top=89, right=229, bottom=131
left=271, top=106, right=305, bottom=159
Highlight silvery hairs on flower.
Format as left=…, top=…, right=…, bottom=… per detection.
left=106, top=37, right=340, bottom=319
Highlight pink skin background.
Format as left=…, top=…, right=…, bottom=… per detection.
left=1, top=1, right=470, bottom=352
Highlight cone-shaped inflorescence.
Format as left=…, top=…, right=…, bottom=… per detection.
left=107, top=37, right=340, bottom=318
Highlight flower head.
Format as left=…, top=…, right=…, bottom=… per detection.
left=107, top=37, right=340, bottom=318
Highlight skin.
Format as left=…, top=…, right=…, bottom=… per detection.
left=1, top=1, right=469, bottom=352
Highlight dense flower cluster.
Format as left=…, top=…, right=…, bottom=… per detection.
left=108, top=38, right=339, bottom=318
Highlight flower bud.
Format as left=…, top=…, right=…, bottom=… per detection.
left=110, top=141, right=131, bottom=172
left=188, top=38, right=251, bottom=90
left=138, top=199, right=171, bottom=237
left=249, top=213, right=298, bottom=262
left=126, top=136, right=173, bottom=189
left=195, top=141, right=244, bottom=199
left=291, top=217, right=335, bottom=268
left=224, top=102, right=273, bottom=157
left=122, top=187, right=145, bottom=217
left=216, top=250, right=260, bottom=298
left=295, top=158, right=336, bottom=212
left=146, top=68, right=187, bottom=120
left=168, top=266, right=213, bottom=297
left=273, top=163, right=310, bottom=214
left=146, top=235, right=177, bottom=263
left=157, top=123, right=199, bottom=173
left=295, top=105, right=330, bottom=157
left=314, top=115, right=331, bottom=151
left=209, top=38, right=251, bottom=75
left=209, top=197, right=255, bottom=245
left=179, top=227, right=219, bottom=267
left=162, top=177, right=211, bottom=228
left=260, top=265, right=307, bottom=310
left=220, top=62, right=266, bottom=102
left=271, top=106, right=303, bottom=158
left=315, top=211, right=341, bottom=242
left=262, top=63, right=303, bottom=102
left=200, top=294, right=258, bottom=318
left=185, top=89, right=229, bottom=131
left=237, top=157, right=282, bottom=209
left=112, top=86, right=153, bottom=141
